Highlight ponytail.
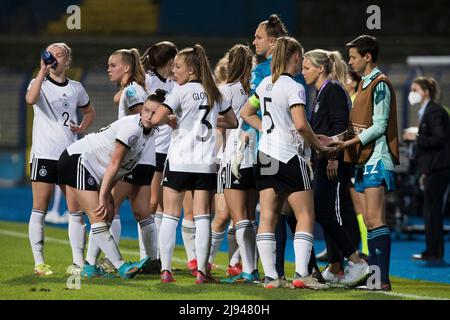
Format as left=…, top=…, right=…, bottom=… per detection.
left=112, top=48, right=146, bottom=88
left=304, top=49, right=347, bottom=85
left=271, top=36, right=303, bottom=83
left=413, top=76, right=441, bottom=102
left=179, top=44, right=222, bottom=107
left=140, top=41, right=178, bottom=73
left=226, top=44, right=253, bottom=94
left=260, top=14, right=288, bottom=38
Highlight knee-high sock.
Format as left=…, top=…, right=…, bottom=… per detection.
left=294, top=232, right=314, bottom=277
left=159, top=214, right=180, bottom=272
left=109, top=215, right=121, bottom=245
left=236, top=220, right=256, bottom=274
left=86, top=227, right=101, bottom=266
left=251, top=220, right=259, bottom=270
left=181, top=218, right=196, bottom=261
left=227, top=225, right=239, bottom=264
left=138, top=217, right=156, bottom=259
left=29, top=209, right=46, bottom=266
left=256, top=233, right=278, bottom=280
left=209, top=229, right=225, bottom=264
left=368, top=225, right=391, bottom=284
left=90, top=222, right=124, bottom=269
left=194, top=214, right=211, bottom=274
left=68, top=211, right=86, bottom=267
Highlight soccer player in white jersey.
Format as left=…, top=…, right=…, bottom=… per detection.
left=86, top=48, right=159, bottom=274
left=241, top=37, right=335, bottom=289
left=150, top=44, right=238, bottom=284
left=57, top=103, right=158, bottom=279
left=214, top=44, right=261, bottom=284
left=140, top=41, right=178, bottom=271
left=25, top=43, right=95, bottom=276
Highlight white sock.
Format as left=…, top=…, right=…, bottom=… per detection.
left=68, top=211, right=86, bottom=267
left=209, top=229, right=225, bottom=264
left=251, top=220, right=259, bottom=270
left=110, top=215, right=121, bottom=245
left=149, top=214, right=158, bottom=260
left=90, top=222, right=124, bottom=269
left=235, top=220, right=256, bottom=274
left=86, top=228, right=101, bottom=266
left=159, top=214, right=179, bottom=272
left=138, top=217, right=156, bottom=259
left=294, top=232, right=314, bottom=277
left=194, top=214, right=211, bottom=274
left=227, top=225, right=238, bottom=263
left=29, top=210, right=46, bottom=266
left=181, top=218, right=196, bottom=261
left=155, top=212, right=163, bottom=259
left=256, top=233, right=278, bottom=280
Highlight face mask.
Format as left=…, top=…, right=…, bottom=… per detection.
left=408, top=91, right=422, bottom=105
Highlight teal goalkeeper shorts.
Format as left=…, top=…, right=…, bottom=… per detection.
left=354, top=160, right=396, bottom=193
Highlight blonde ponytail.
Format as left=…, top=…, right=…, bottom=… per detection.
left=112, top=48, right=146, bottom=88
left=271, top=36, right=303, bottom=83
left=304, top=49, right=347, bottom=85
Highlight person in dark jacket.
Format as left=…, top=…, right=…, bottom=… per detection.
left=407, top=76, right=450, bottom=261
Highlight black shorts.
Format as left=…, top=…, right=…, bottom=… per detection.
left=254, top=151, right=313, bottom=194
left=217, top=164, right=256, bottom=193
left=122, top=164, right=155, bottom=186
left=162, top=160, right=216, bottom=191
left=57, top=150, right=98, bottom=191
left=30, top=157, right=58, bottom=184
left=155, top=152, right=167, bottom=173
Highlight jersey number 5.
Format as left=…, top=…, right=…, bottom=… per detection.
left=263, top=97, right=274, bottom=134
left=196, top=105, right=212, bottom=142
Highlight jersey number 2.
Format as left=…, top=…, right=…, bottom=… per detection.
left=62, top=112, right=70, bottom=127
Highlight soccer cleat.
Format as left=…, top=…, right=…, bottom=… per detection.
left=34, top=264, right=54, bottom=276
left=161, top=270, right=176, bottom=283
left=81, top=263, right=115, bottom=279
left=221, top=270, right=260, bottom=284
left=187, top=259, right=197, bottom=272
left=191, top=262, right=213, bottom=277
left=226, top=263, right=243, bottom=277
left=340, top=261, right=369, bottom=286
left=97, top=257, right=117, bottom=274
left=292, top=273, right=329, bottom=290
left=117, top=257, right=150, bottom=279
left=66, top=263, right=82, bottom=276
left=141, top=258, right=161, bottom=274
left=195, top=270, right=218, bottom=284
left=264, top=276, right=293, bottom=289
left=321, top=267, right=343, bottom=284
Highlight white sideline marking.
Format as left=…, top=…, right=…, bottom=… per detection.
left=1, top=228, right=448, bottom=300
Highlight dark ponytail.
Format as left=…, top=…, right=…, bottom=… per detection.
left=147, top=88, right=167, bottom=104
left=260, top=14, right=288, bottom=38
left=140, top=41, right=178, bottom=73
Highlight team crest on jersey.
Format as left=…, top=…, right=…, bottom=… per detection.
left=62, top=100, right=70, bottom=109
left=39, top=168, right=47, bottom=177
left=128, top=135, right=138, bottom=146
left=298, top=90, right=305, bottom=101
left=126, top=87, right=137, bottom=98
left=87, top=177, right=95, bottom=186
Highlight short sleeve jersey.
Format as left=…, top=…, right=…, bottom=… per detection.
left=67, top=114, right=154, bottom=184
left=28, top=76, right=90, bottom=162
left=145, top=71, right=175, bottom=154
left=255, top=74, right=308, bottom=163
left=163, top=81, right=231, bottom=173
left=220, top=82, right=256, bottom=169
left=118, top=81, right=148, bottom=119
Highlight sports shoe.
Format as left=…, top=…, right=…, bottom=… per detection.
left=141, top=258, right=161, bottom=274
left=355, top=282, right=392, bottom=291
left=187, top=259, right=197, bottom=272
left=221, top=270, right=260, bottom=284
left=117, top=257, right=150, bottom=279
left=81, top=263, right=115, bottom=279
left=264, top=276, right=293, bottom=289
left=195, top=270, right=218, bottom=284
left=292, top=273, right=329, bottom=290
left=340, top=261, right=369, bottom=286
left=161, top=270, right=176, bottom=283
left=191, top=262, right=213, bottom=277
left=321, top=267, right=343, bottom=283
left=311, top=268, right=327, bottom=284
left=66, top=263, right=82, bottom=276
left=226, top=263, right=242, bottom=276
left=97, top=257, right=116, bottom=274
left=34, top=264, right=54, bottom=276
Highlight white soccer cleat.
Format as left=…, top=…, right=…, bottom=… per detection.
left=340, top=261, right=369, bottom=286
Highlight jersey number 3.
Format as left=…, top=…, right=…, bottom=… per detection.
left=196, top=105, right=212, bottom=142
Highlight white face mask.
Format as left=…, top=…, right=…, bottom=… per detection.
left=408, top=91, right=422, bottom=105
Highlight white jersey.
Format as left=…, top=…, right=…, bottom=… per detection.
left=163, top=81, right=231, bottom=173
left=145, top=71, right=175, bottom=154
left=117, top=81, right=155, bottom=166
left=256, top=74, right=309, bottom=163
left=67, top=115, right=155, bottom=184
left=220, top=82, right=256, bottom=169
left=28, top=76, right=90, bottom=162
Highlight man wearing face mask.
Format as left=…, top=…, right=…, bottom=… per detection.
left=407, top=76, right=450, bottom=261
